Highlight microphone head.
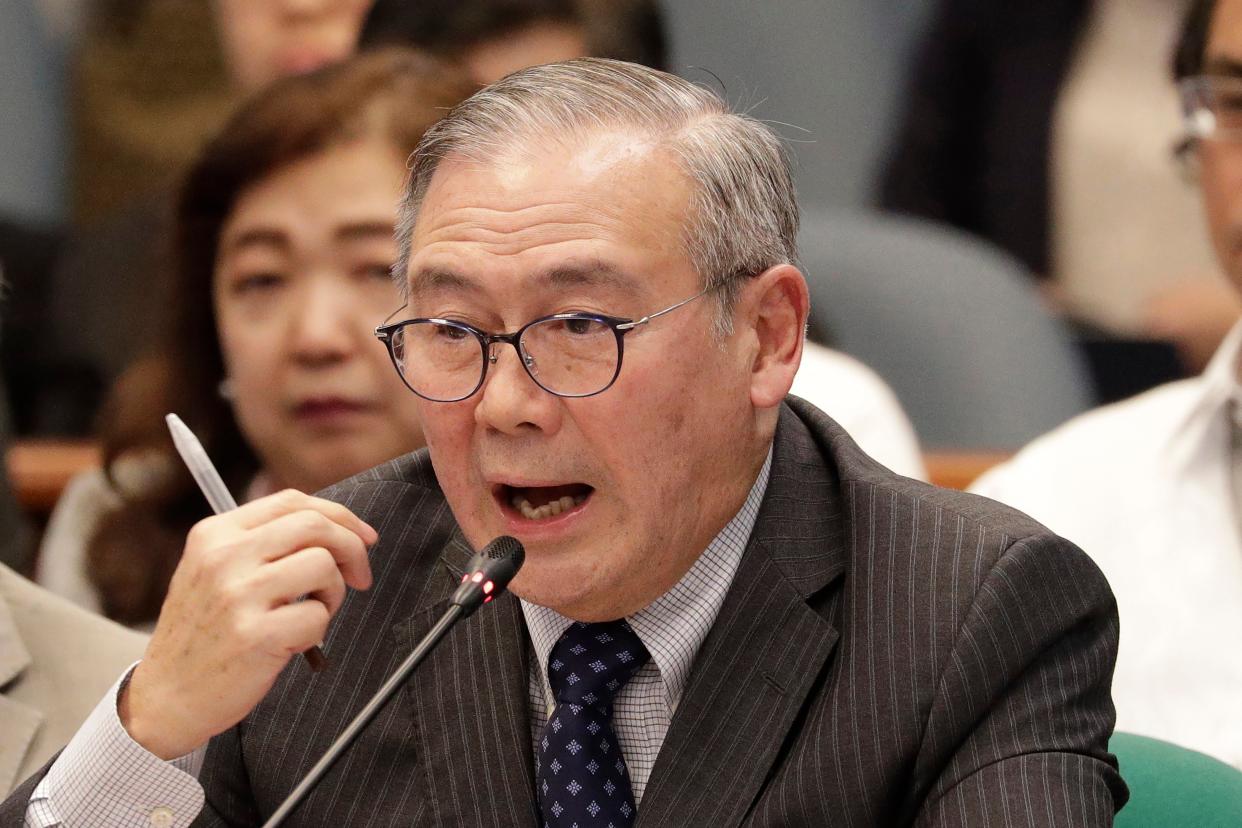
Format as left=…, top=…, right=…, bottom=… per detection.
left=451, top=535, right=526, bottom=616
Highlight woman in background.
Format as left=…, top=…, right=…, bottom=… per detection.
left=37, top=49, right=475, bottom=626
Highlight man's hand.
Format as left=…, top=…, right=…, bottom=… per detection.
left=119, top=489, right=377, bottom=759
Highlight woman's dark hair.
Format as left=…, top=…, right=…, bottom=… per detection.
left=86, top=49, right=475, bottom=624
left=1174, top=0, right=1219, bottom=80
left=360, top=0, right=668, bottom=72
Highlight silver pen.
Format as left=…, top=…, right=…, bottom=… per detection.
left=166, top=413, right=327, bottom=672
left=166, top=413, right=238, bottom=512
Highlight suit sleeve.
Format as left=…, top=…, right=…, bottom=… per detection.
left=0, top=760, right=49, bottom=826
left=911, top=533, right=1129, bottom=826
left=191, top=726, right=261, bottom=827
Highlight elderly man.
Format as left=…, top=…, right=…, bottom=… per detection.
left=4, top=60, right=1125, bottom=826
left=972, top=0, right=1242, bottom=769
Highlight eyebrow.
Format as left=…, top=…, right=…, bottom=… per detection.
left=1204, top=57, right=1242, bottom=78
left=409, top=260, right=640, bottom=296
left=335, top=220, right=395, bottom=243
left=221, top=221, right=395, bottom=255
left=542, top=261, right=638, bottom=292
left=222, top=228, right=289, bottom=255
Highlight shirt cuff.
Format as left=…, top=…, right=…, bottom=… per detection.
left=26, top=662, right=206, bottom=828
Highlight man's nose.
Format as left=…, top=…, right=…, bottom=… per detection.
left=473, top=342, right=562, bottom=436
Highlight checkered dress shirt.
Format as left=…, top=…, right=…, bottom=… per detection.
left=521, top=448, right=771, bottom=803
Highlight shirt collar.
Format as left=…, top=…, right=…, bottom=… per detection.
left=521, top=446, right=773, bottom=712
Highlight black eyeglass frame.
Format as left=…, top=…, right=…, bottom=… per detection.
left=374, top=286, right=713, bottom=402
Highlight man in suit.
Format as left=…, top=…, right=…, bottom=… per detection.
left=4, top=58, right=1126, bottom=826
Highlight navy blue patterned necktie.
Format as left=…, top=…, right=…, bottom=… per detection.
left=537, top=619, right=651, bottom=828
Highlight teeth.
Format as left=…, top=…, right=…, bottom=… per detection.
left=509, top=491, right=589, bottom=520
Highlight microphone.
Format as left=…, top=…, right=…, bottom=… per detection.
left=262, top=536, right=525, bottom=828
left=452, top=534, right=525, bottom=614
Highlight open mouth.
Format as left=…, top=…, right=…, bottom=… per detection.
left=495, top=483, right=594, bottom=522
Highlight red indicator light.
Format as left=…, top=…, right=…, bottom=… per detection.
left=484, top=595, right=493, bottom=603
left=461, top=573, right=470, bottom=583
left=483, top=581, right=494, bottom=594
left=471, top=571, right=484, bottom=583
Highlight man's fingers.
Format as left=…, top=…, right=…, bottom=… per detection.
left=262, top=601, right=333, bottom=659
left=251, top=510, right=373, bottom=590
left=251, top=547, right=347, bottom=616
left=229, top=489, right=378, bottom=546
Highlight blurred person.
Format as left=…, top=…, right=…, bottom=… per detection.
left=880, top=0, right=1237, bottom=373
left=212, top=0, right=375, bottom=95
left=360, top=0, right=667, bottom=83
left=971, top=0, right=1242, bottom=768
left=36, top=49, right=475, bottom=626
left=0, top=299, right=143, bottom=799
left=5, top=58, right=1122, bottom=826
left=0, top=562, right=148, bottom=797
left=76, top=0, right=375, bottom=219
left=31, top=0, right=376, bottom=437
left=70, top=0, right=234, bottom=225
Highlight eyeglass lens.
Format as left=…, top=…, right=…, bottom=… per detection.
left=1187, top=77, right=1242, bottom=140
left=390, top=317, right=622, bottom=401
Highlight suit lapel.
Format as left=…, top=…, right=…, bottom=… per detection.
left=394, top=528, right=538, bottom=827
left=637, top=405, right=847, bottom=826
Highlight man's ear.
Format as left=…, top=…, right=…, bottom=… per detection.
left=743, top=264, right=809, bottom=410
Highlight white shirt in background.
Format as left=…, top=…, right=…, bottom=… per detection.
left=792, top=342, right=926, bottom=481
left=971, top=322, right=1242, bottom=768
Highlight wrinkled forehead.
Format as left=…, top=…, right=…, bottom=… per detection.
left=415, top=128, right=681, bottom=225
left=404, top=132, right=695, bottom=294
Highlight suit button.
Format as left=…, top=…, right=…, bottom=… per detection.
left=149, top=806, right=175, bottom=827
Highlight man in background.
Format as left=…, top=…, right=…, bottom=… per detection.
left=973, top=0, right=1242, bottom=769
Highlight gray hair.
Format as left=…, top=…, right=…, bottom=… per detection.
left=394, top=57, right=800, bottom=335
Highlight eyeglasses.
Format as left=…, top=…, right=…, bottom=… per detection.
left=1179, top=75, right=1242, bottom=144
left=374, top=286, right=714, bottom=402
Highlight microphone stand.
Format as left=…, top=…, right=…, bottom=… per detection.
left=260, top=605, right=463, bottom=828
left=261, top=534, right=523, bottom=828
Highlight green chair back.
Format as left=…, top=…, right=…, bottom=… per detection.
left=1112, top=732, right=1242, bottom=826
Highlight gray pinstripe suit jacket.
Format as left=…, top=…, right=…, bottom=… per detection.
left=0, top=398, right=1128, bottom=825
